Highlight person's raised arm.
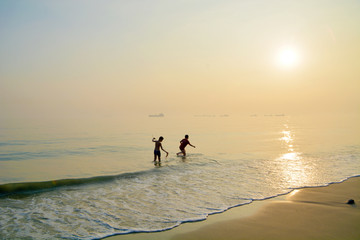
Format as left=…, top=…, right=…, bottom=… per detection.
left=152, top=137, right=156, bottom=142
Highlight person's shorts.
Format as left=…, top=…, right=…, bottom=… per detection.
left=154, top=150, right=161, bottom=157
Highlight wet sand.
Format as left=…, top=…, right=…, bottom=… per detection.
left=104, top=176, right=360, bottom=240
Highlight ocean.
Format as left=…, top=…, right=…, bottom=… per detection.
left=0, top=114, right=359, bottom=239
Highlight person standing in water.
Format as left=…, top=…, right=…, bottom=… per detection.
left=152, top=136, right=168, bottom=162
left=177, top=135, right=195, bottom=156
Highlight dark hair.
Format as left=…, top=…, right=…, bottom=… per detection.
left=185, top=135, right=189, bottom=138
left=159, top=136, right=164, bottom=140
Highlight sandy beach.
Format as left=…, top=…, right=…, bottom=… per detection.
left=105, top=176, right=360, bottom=240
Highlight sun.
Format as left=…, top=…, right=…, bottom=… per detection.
left=275, top=45, right=301, bottom=69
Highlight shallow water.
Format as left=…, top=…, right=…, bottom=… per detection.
left=0, top=114, right=359, bottom=239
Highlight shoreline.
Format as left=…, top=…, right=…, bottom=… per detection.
left=104, top=176, right=360, bottom=240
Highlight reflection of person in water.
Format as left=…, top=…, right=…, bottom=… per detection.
left=176, top=135, right=195, bottom=156
left=152, top=136, right=168, bottom=162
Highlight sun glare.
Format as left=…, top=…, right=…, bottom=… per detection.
left=275, top=45, right=301, bottom=69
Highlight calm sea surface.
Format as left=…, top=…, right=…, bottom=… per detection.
left=0, top=114, right=359, bottom=239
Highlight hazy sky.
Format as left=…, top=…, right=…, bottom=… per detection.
left=1, top=0, right=359, bottom=119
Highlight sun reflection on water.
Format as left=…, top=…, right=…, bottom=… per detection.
left=281, top=130, right=292, bottom=144
left=280, top=152, right=301, bottom=161
left=276, top=126, right=309, bottom=187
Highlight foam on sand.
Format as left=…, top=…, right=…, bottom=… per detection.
left=104, top=176, right=360, bottom=240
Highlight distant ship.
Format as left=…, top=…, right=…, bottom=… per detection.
left=264, top=114, right=285, bottom=117
left=148, top=113, right=164, bottom=117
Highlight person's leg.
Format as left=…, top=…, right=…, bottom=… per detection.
left=154, top=150, right=159, bottom=161
left=177, top=148, right=185, bottom=156
left=182, top=149, right=186, bottom=156
left=156, top=151, right=161, bottom=161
